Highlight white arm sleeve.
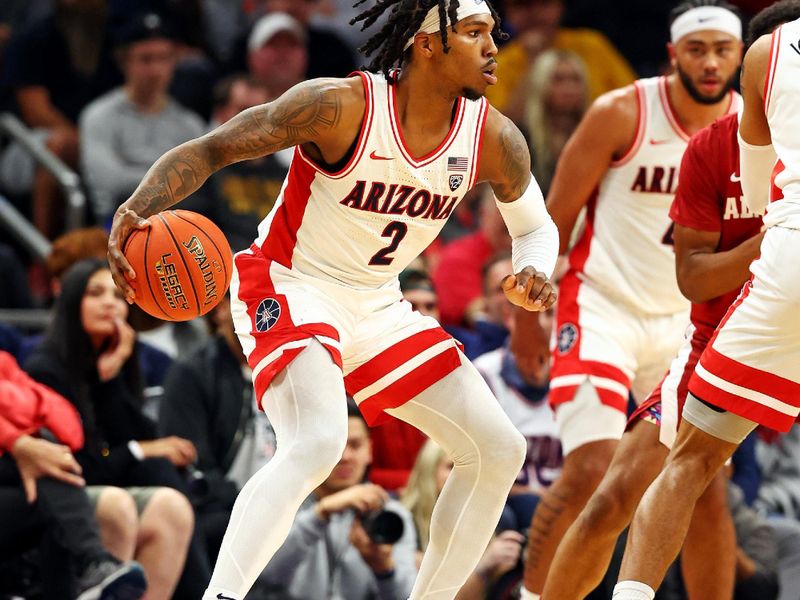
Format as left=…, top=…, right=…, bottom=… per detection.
left=494, top=177, right=559, bottom=278
left=738, top=130, right=777, bottom=216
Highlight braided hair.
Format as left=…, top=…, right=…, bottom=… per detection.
left=351, top=0, right=506, bottom=80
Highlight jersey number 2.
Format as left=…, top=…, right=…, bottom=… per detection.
left=369, top=221, right=408, bottom=266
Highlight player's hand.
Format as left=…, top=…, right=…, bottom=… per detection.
left=502, top=267, right=557, bottom=312
left=97, top=317, right=136, bottom=382
left=349, top=517, right=395, bottom=574
left=108, top=206, right=150, bottom=303
left=315, top=483, right=389, bottom=521
left=138, top=436, right=197, bottom=467
left=11, top=435, right=85, bottom=503
left=475, top=530, right=525, bottom=580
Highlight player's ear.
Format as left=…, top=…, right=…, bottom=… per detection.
left=415, top=32, right=436, bottom=58
left=666, top=42, right=677, bottom=67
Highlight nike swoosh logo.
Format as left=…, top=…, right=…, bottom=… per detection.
left=649, top=139, right=671, bottom=145
left=369, top=150, right=393, bottom=161
left=698, top=16, right=714, bottom=22
left=217, top=594, right=236, bottom=600
left=730, top=172, right=741, bottom=183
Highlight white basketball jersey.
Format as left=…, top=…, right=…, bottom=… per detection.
left=570, top=76, right=739, bottom=315
left=764, top=19, right=800, bottom=229
left=253, top=72, right=489, bottom=288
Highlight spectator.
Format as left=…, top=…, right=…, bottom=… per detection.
left=755, top=427, right=800, bottom=520
left=182, top=74, right=289, bottom=252
left=159, top=295, right=276, bottom=563
left=243, top=0, right=356, bottom=79
left=523, top=49, right=589, bottom=195
left=24, top=258, right=205, bottom=599
left=0, top=0, right=50, bottom=63
left=79, top=11, right=205, bottom=226
left=247, top=12, right=309, bottom=98
left=0, top=350, right=147, bottom=600
left=486, top=0, right=635, bottom=123
left=401, top=439, right=526, bottom=599
left=432, top=185, right=511, bottom=328
left=0, top=0, right=122, bottom=238
left=259, top=400, right=418, bottom=599
left=473, top=305, right=562, bottom=531
left=0, top=243, right=33, bottom=309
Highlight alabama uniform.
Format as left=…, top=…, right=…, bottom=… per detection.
left=629, top=113, right=762, bottom=447
left=688, top=21, right=800, bottom=431
left=549, top=76, right=740, bottom=453
left=231, top=71, right=489, bottom=425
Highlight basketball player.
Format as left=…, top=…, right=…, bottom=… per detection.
left=610, top=6, right=800, bottom=600
left=539, top=4, right=800, bottom=595
left=519, top=2, right=744, bottom=598
left=107, top=1, right=560, bottom=599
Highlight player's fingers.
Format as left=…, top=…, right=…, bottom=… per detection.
left=498, top=530, right=526, bottom=543
left=527, top=272, right=549, bottom=302
left=108, top=247, right=137, bottom=303
left=542, top=288, right=558, bottom=310
left=501, top=274, right=517, bottom=292
left=514, top=270, right=531, bottom=294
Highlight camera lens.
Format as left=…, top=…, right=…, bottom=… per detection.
left=361, top=509, right=404, bottom=545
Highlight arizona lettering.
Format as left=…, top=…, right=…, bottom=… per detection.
left=340, top=180, right=458, bottom=220
left=630, top=166, right=678, bottom=194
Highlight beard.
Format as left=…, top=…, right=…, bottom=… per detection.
left=461, top=87, right=484, bottom=101
left=676, top=64, right=737, bottom=105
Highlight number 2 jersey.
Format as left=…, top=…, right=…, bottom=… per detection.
left=567, top=76, right=740, bottom=315
left=251, top=71, right=489, bottom=288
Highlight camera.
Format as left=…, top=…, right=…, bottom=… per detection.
left=361, top=508, right=405, bottom=545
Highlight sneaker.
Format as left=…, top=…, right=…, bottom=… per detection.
left=75, top=560, right=147, bottom=600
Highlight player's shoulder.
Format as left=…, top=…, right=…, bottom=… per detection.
left=483, top=105, right=530, bottom=164
left=588, top=83, right=640, bottom=123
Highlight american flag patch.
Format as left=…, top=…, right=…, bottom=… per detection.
left=447, top=156, right=468, bottom=172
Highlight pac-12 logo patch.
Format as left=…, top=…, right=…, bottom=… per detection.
left=255, top=298, right=281, bottom=332
left=556, top=323, right=578, bottom=355
left=449, top=174, right=463, bottom=191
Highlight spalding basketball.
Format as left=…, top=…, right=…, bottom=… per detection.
left=123, top=210, right=233, bottom=321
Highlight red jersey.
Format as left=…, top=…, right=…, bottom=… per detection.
left=669, top=112, right=762, bottom=344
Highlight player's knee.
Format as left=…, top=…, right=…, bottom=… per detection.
left=562, top=453, right=612, bottom=497
left=293, top=429, right=348, bottom=480
left=581, top=484, right=636, bottom=534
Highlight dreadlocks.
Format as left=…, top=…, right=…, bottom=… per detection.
left=350, top=0, right=506, bottom=80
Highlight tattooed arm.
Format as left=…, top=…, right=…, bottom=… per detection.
left=108, top=77, right=362, bottom=299
left=479, top=108, right=532, bottom=203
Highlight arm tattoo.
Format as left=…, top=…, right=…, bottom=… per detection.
left=493, top=120, right=531, bottom=202
left=125, top=80, right=343, bottom=217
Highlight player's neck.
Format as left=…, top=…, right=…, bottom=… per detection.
left=394, top=69, right=460, bottom=132
left=665, top=74, right=732, bottom=136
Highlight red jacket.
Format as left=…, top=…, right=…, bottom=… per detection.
left=0, top=351, right=84, bottom=454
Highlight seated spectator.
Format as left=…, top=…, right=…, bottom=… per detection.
left=259, top=400, right=417, bottom=599
left=401, top=440, right=526, bottom=599
left=0, top=350, right=147, bottom=600
left=432, top=185, right=512, bottom=328
left=524, top=49, right=589, bottom=195
left=79, top=11, right=205, bottom=225
left=0, top=0, right=122, bottom=238
left=159, top=295, right=276, bottom=562
left=486, top=0, right=635, bottom=122
left=473, top=305, right=562, bottom=532
left=0, top=243, right=33, bottom=309
left=182, top=74, right=289, bottom=252
left=24, top=258, right=207, bottom=599
left=239, top=0, right=356, bottom=79
left=246, top=12, right=308, bottom=99
left=755, top=427, right=800, bottom=520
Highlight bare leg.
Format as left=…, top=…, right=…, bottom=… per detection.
left=137, top=488, right=194, bottom=600
left=523, top=439, right=618, bottom=593
left=94, top=487, right=138, bottom=561
left=618, top=422, right=738, bottom=591
left=681, top=470, right=736, bottom=599
left=542, top=421, right=666, bottom=599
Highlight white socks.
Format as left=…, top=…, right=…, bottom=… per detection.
left=612, top=581, right=655, bottom=600
left=520, top=589, right=541, bottom=600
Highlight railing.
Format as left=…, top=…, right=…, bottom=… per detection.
left=0, top=112, right=86, bottom=231
left=0, top=308, right=51, bottom=330
left=0, top=194, right=51, bottom=260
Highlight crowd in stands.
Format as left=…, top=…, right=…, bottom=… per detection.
left=1, top=1, right=797, bottom=599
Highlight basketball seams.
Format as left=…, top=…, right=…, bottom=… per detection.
left=157, top=213, right=202, bottom=316
left=140, top=225, right=173, bottom=320
left=169, top=210, right=232, bottom=293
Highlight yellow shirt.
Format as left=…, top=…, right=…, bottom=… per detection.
left=487, top=27, right=636, bottom=110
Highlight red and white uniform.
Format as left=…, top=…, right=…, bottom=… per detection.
left=231, top=71, right=489, bottom=425
left=629, top=113, right=762, bottom=447
left=550, top=76, right=740, bottom=419
left=688, top=21, right=800, bottom=432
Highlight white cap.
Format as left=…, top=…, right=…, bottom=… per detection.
left=248, top=12, right=306, bottom=52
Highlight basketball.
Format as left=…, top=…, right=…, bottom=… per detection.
left=123, top=210, right=233, bottom=321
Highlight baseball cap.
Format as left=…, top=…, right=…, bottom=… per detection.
left=114, top=12, right=176, bottom=48
left=248, top=12, right=306, bottom=52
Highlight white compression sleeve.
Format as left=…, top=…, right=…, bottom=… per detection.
left=738, top=130, right=776, bottom=215
left=495, top=177, right=559, bottom=278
